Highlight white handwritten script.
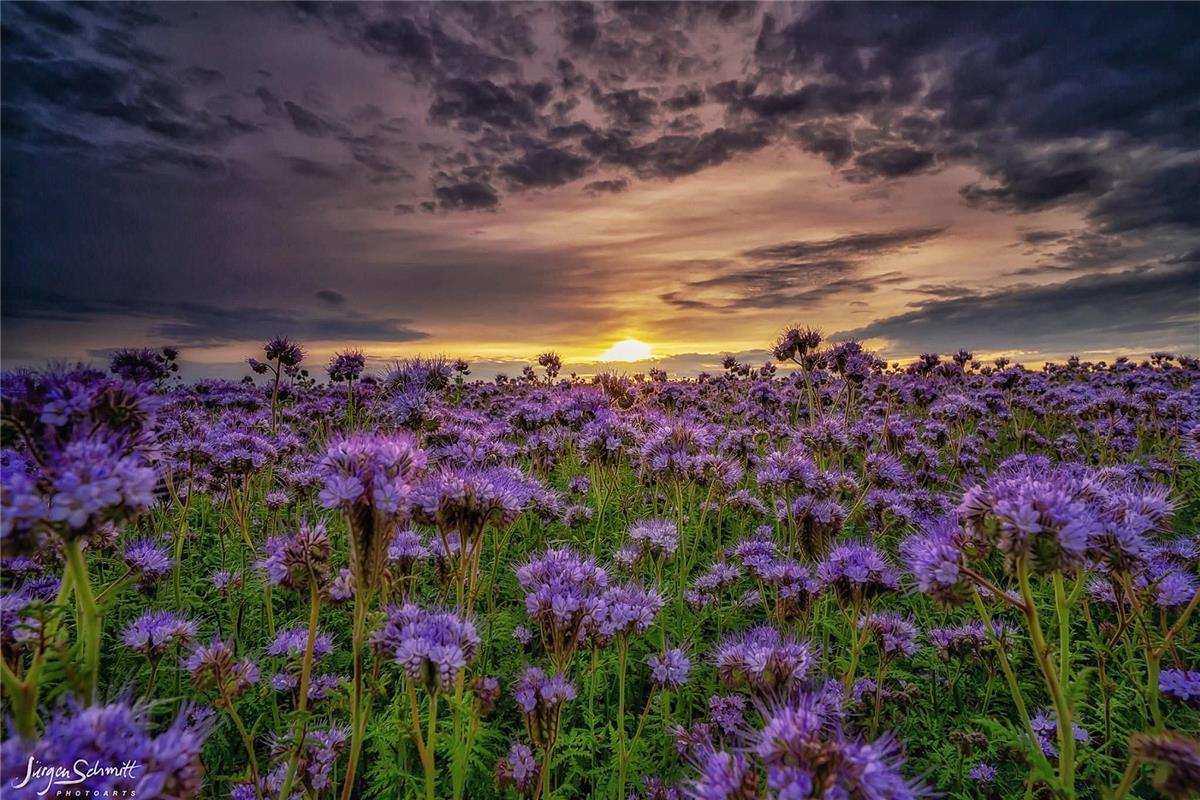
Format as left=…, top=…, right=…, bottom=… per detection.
left=10, top=756, right=143, bottom=797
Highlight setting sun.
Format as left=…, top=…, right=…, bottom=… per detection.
left=597, top=338, right=654, bottom=362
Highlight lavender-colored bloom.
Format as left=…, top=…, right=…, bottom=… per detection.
left=264, top=336, right=305, bottom=367
left=372, top=603, right=479, bottom=693
left=0, top=699, right=210, bottom=800
left=1030, top=709, right=1089, bottom=759
left=45, top=438, right=158, bottom=535
left=123, top=538, right=174, bottom=585
left=714, top=625, right=816, bottom=694
left=514, top=667, right=575, bottom=748
left=268, top=626, right=334, bottom=660
left=317, top=432, right=427, bottom=591
left=597, top=582, right=663, bottom=643
left=1160, top=669, right=1200, bottom=708
left=708, top=695, right=747, bottom=737
left=122, top=610, right=198, bottom=659
left=628, top=519, right=680, bottom=560
left=258, top=520, right=332, bottom=589
left=212, top=569, right=241, bottom=594
left=969, top=762, right=997, bottom=783
left=328, top=350, right=366, bottom=382
left=683, top=748, right=757, bottom=800
left=900, top=517, right=970, bottom=605
left=184, top=637, right=259, bottom=697
left=817, top=541, right=899, bottom=604
left=495, top=742, right=540, bottom=795
left=516, top=546, right=608, bottom=667
left=648, top=648, right=691, bottom=688
left=858, top=612, right=921, bottom=658
left=475, top=676, right=501, bottom=715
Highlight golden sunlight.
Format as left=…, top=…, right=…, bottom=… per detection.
left=597, top=338, right=654, bottom=362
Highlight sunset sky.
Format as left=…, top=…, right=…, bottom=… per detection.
left=3, top=2, right=1198, bottom=377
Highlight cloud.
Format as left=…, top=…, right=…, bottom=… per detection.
left=3, top=292, right=430, bottom=348
left=839, top=262, right=1200, bottom=353
left=583, top=177, right=629, bottom=194
left=315, top=289, right=346, bottom=306
left=663, top=227, right=945, bottom=310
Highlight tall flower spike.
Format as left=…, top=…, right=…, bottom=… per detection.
left=318, top=432, right=427, bottom=593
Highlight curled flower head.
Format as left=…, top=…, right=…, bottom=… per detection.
left=0, top=699, right=211, bottom=800
left=318, top=432, right=427, bottom=592
left=714, top=625, right=816, bottom=695
left=516, top=546, right=608, bottom=668
left=900, top=517, right=970, bottom=605
left=327, top=350, right=366, bottom=382
left=184, top=637, right=259, bottom=697
left=122, top=610, right=197, bottom=659
left=858, top=612, right=921, bottom=659
left=513, top=667, right=575, bottom=748
left=1130, top=731, right=1200, bottom=799
left=264, top=337, right=304, bottom=367
left=123, top=538, right=174, bottom=586
left=628, top=519, right=680, bottom=560
left=372, top=603, right=479, bottom=693
left=258, top=520, right=332, bottom=589
left=495, top=742, right=540, bottom=796
left=648, top=647, right=691, bottom=689
left=817, top=542, right=899, bottom=605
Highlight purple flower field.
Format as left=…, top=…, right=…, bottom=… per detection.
left=2, top=333, right=1199, bottom=799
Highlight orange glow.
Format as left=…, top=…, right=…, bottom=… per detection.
left=597, top=338, right=654, bottom=362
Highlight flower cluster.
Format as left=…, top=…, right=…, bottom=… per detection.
left=372, top=603, right=480, bottom=693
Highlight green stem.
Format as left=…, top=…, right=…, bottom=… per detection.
left=1018, top=562, right=1074, bottom=798
left=64, top=539, right=102, bottom=698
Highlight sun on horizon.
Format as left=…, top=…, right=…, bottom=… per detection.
left=596, top=338, right=655, bottom=362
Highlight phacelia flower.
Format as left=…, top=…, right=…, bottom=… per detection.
left=714, top=625, right=816, bottom=694
left=122, top=610, right=198, bottom=659
left=372, top=603, right=480, bottom=693
left=648, top=648, right=691, bottom=689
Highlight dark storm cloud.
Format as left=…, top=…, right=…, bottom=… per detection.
left=499, top=145, right=592, bottom=188
left=1088, top=162, right=1200, bottom=234
left=583, top=177, right=629, bottom=194
left=433, top=179, right=500, bottom=211
left=848, top=146, right=935, bottom=181
left=315, top=290, right=347, bottom=306
left=840, top=262, right=1200, bottom=353
left=960, top=151, right=1113, bottom=213
left=284, top=100, right=345, bottom=138
left=664, top=227, right=945, bottom=310
left=3, top=292, right=429, bottom=348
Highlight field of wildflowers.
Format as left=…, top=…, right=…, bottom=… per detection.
left=2, top=330, right=1198, bottom=799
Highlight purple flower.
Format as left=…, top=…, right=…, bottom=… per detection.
left=714, top=625, right=816, bottom=694
left=1129, top=731, right=1200, bottom=799
left=628, top=519, right=680, bottom=560
left=0, top=699, right=210, bottom=800
left=258, top=520, right=332, bottom=589
left=516, top=546, right=608, bottom=668
left=1160, top=668, right=1200, bottom=708
left=328, top=350, right=366, bottom=382
left=900, top=517, right=970, bottom=605
left=317, top=432, right=427, bottom=591
left=1030, top=709, right=1088, bottom=759
left=372, top=603, right=480, bottom=693
left=122, top=611, right=198, bottom=659
left=708, top=695, right=747, bottom=737
left=683, top=748, right=757, bottom=800
left=817, top=541, right=899, bottom=604
left=648, top=648, right=691, bottom=689
left=123, top=538, right=173, bottom=585
left=264, top=337, right=305, bottom=367
left=596, top=581, right=663, bottom=643
left=184, top=637, right=259, bottom=697
left=858, top=613, right=921, bottom=658
left=496, top=742, right=539, bottom=795
left=513, top=667, right=575, bottom=748
left=268, top=626, right=334, bottom=660
left=969, top=762, right=997, bottom=783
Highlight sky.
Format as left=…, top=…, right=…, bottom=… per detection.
left=2, top=1, right=1198, bottom=378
